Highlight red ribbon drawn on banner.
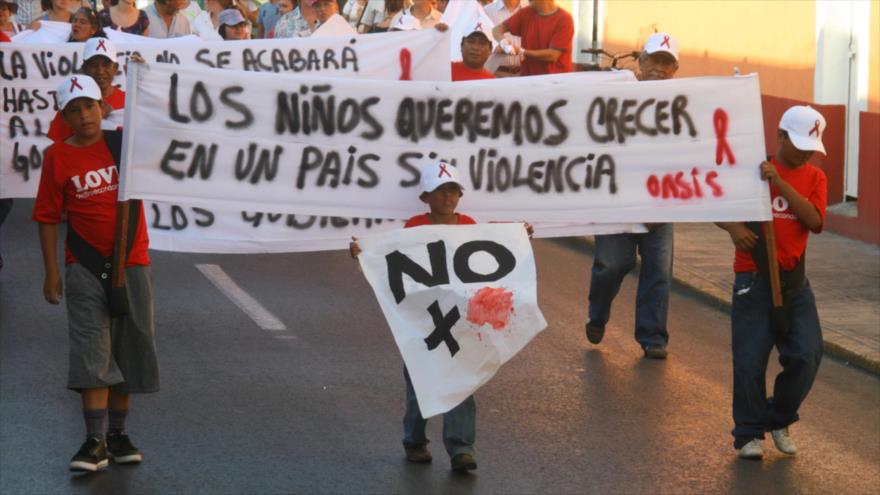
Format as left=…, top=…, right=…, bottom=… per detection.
left=714, top=108, right=736, bottom=166
left=399, top=49, right=412, bottom=81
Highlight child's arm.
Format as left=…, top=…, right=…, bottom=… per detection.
left=715, top=222, right=758, bottom=252
left=760, top=162, right=822, bottom=231
left=38, top=223, right=63, bottom=304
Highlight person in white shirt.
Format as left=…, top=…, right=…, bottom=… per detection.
left=341, top=0, right=365, bottom=28
left=483, top=0, right=525, bottom=77
left=144, top=0, right=192, bottom=38
left=389, top=0, right=437, bottom=29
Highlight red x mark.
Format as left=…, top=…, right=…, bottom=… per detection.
left=69, top=77, right=83, bottom=92
left=97, top=39, right=107, bottom=52
left=438, top=163, right=452, bottom=178
left=661, top=35, right=671, bottom=49
left=809, top=119, right=820, bottom=137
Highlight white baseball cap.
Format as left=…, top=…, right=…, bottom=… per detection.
left=56, top=75, right=102, bottom=111
left=392, top=14, right=421, bottom=31
left=643, top=32, right=679, bottom=61
left=84, top=37, right=117, bottom=63
left=420, top=161, right=464, bottom=194
left=779, top=105, right=826, bottom=155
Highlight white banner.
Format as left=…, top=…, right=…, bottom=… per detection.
left=0, top=30, right=451, bottom=198
left=143, top=200, right=646, bottom=253
left=119, top=62, right=771, bottom=224
left=358, top=223, right=547, bottom=417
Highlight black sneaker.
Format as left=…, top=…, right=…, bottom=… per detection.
left=404, top=443, right=432, bottom=463
left=643, top=345, right=668, bottom=359
left=106, top=431, right=143, bottom=464
left=69, top=437, right=109, bottom=472
left=451, top=453, right=477, bottom=472
left=585, top=321, right=605, bottom=344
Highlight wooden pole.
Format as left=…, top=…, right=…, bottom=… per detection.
left=111, top=200, right=131, bottom=289
left=762, top=221, right=783, bottom=308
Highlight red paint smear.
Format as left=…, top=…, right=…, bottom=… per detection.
left=467, top=287, right=514, bottom=330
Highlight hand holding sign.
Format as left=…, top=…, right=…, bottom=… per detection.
left=357, top=224, right=546, bottom=417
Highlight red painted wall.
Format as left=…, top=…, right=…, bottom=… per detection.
left=825, top=112, right=880, bottom=245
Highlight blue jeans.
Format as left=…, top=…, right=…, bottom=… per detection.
left=403, top=367, right=475, bottom=458
left=588, top=224, right=673, bottom=347
left=730, top=272, right=823, bottom=449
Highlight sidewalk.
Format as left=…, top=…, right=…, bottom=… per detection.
left=578, top=224, right=880, bottom=374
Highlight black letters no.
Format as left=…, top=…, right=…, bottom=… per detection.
left=453, top=241, right=516, bottom=283
left=386, top=240, right=449, bottom=304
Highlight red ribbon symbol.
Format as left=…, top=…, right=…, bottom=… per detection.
left=438, top=163, right=452, bottom=178
left=399, top=48, right=412, bottom=81
left=809, top=119, right=820, bottom=137
left=475, top=22, right=483, bottom=31
left=661, top=35, right=671, bottom=48
left=714, top=108, right=736, bottom=166
left=69, top=77, right=83, bottom=92
left=97, top=39, right=107, bottom=52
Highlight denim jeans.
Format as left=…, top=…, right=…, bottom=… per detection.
left=403, top=367, right=475, bottom=458
left=730, top=272, right=823, bottom=449
left=588, top=224, right=673, bottom=347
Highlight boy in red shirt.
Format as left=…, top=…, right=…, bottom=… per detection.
left=34, top=75, right=158, bottom=473
left=47, top=37, right=125, bottom=143
left=717, top=106, right=828, bottom=460
left=491, top=0, right=573, bottom=76
left=350, top=162, right=479, bottom=472
left=451, top=31, right=495, bottom=81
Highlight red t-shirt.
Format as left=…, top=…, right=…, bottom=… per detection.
left=404, top=213, right=477, bottom=228
left=47, top=88, right=126, bottom=142
left=734, top=159, right=827, bottom=272
left=33, top=137, right=150, bottom=266
left=503, top=6, right=573, bottom=76
left=451, top=61, right=496, bottom=81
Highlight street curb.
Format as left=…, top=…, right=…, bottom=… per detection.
left=548, top=236, right=880, bottom=376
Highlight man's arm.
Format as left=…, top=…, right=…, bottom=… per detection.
left=761, top=162, right=823, bottom=231
left=38, top=222, right=62, bottom=304
left=523, top=47, right=563, bottom=63
left=492, top=22, right=509, bottom=41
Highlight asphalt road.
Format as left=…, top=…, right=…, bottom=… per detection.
left=1, top=200, right=878, bottom=495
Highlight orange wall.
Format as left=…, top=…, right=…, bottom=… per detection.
left=601, top=0, right=816, bottom=102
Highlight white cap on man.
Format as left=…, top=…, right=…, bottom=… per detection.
left=420, top=161, right=464, bottom=194
left=392, top=14, right=422, bottom=31
left=643, top=32, right=679, bottom=61
left=779, top=105, right=827, bottom=155
left=56, top=75, right=102, bottom=111
left=84, top=37, right=117, bottom=63
left=219, top=8, right=247, bottom=27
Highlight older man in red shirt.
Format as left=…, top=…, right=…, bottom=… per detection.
left=491, top=0, right=573, bottom=76
left=451, top=31, right=495, bottom=81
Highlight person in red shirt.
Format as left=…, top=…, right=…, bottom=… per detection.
left=490, top=0, right=573, bottom=76
left=717, top=105, right=828, bottom=461
left=34, top=74, right=158, bottom=473
left=451, top=30, right=495, bottom=81
left=47, top=37, right=125, bottom=143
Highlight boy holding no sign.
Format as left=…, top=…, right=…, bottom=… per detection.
left=33, top=74, right=158, bottom=473
left=350, top=161, right=531, bottom=473
left=716, top=105, right=827, bottom=460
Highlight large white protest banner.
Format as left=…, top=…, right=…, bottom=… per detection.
left=118, top=62, right=771, bottom=224
left=0, top=30, right=451, bottom=198
left=143, top=200, right=645, bottom=253
left=358, top=223, right=547, bottom=417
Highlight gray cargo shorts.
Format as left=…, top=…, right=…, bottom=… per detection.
left=65, top=263, right=160, bottom=393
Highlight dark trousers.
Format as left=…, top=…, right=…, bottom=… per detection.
left=730, top=272, right=823, bottom=448
left=402, top=367, right=475, bottom=458
left=588, top=224, right=673, bottom=347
